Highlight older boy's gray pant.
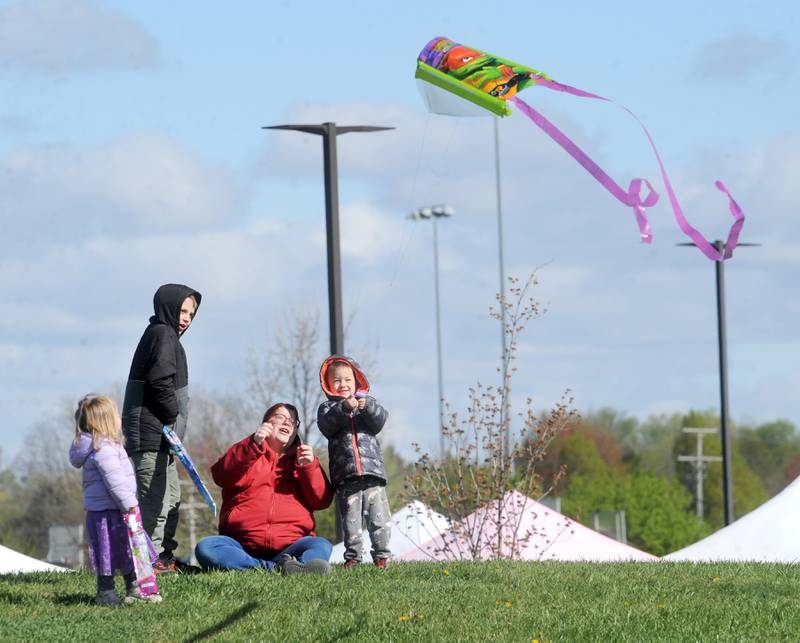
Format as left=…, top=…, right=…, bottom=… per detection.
left=335, top=477, right=391, bottom=562
left=130, top=451, right=181, bottom=558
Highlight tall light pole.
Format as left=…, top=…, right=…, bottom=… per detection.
left=678, top=239, right=759, bottom=525
left=409, top=205, right=454, bottom=460
left=263, top=123, right=394, bottom=355
left=494, top=117, right=510, bottom=466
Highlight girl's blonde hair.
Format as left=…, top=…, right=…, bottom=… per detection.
left=74, top=395, right=124, bottom=449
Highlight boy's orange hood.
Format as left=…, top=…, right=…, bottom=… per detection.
left=319, top=355, right=370, bottom=399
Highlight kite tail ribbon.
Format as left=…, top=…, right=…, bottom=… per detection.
left=510, top=79, right=745, bottom=261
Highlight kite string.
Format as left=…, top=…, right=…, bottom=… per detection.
left=385, top=114, right=432, bottom=289
left=510, top=80, right=745, bottom=261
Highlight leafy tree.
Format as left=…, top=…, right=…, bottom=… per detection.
left=736, top=420, right=800, bottom=495
left=785, top=452, right=800, bottom=482
left=577, top=408, right=640, bottom=467
left=562, top=471, right=708, bottom=556
left=559, top=431, right=617, bottom=480
left=627, top=413, right=684, bottom=478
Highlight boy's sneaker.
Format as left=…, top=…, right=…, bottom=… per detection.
left=342, top=559, right=360, bottom=570
left=374, top=558, right=388, bottom=570
left=153, top=559, right=178, bottom=575
left=95, top=590, right=122, bottom=607
left=123, top=587, right=163, bottom=605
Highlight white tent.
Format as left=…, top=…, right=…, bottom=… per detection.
left=664, top=475, right=800, bottom=562
left=331, top=500, right=450, bottom=562
left=0, top=544, right=69, bottom=574
left=399, top=491, right=657, bottom=562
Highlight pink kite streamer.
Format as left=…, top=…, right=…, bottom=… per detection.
left=510, top=79, right=745, bottom=261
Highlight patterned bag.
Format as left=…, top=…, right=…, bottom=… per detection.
left=124, top=507, right=159, bottom=597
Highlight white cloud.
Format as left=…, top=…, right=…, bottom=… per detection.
left=692, top=32, right=790, bottom=82
left=0, top=0, right=157, bottom=73
left=0, top=134, right=247, bottom=244
left=340, top=200, right=408, bottom=263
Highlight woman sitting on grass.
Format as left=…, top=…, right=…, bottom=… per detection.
left=195, top=403, right=334, bottom=574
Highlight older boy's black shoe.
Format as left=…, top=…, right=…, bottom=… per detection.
left=173, top=558, right=201, bottom=574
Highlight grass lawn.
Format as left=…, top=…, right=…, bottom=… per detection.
left=1, top=561, right=798, bottom=641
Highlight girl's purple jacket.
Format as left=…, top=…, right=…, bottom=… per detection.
left=69, top=433, right=138, bottom=512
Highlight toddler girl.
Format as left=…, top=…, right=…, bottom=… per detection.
left=69, top=394, right=161, bottom=606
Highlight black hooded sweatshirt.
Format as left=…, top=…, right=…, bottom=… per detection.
left=122, top=284, right=201, bottom=455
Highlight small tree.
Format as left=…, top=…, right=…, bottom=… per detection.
left=248, top=309, right=327, bottom=447
left=404, top=274, right=578, bottom=560
left=248, top=308, right=378, bottom=449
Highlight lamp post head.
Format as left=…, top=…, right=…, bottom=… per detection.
left=409, top=205, right=455, bottom=221
left=431, top=205, right=454, bottom=218
left=263, top=124, right=394, bottom=136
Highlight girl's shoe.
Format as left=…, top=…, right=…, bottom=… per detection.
left=124, top=587, right=163, bottom=604
left=374, top=558, right=388, bottom=569
left=342, top=559, right=360, bottom=569
left=95, top=590, right=122, bottom=607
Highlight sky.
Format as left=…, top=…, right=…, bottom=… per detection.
left=1, top=0, right=799, bottom=467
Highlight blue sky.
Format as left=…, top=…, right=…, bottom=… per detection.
left=1, top=0, right=799, bottom=465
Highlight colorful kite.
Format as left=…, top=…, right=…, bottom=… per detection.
left=416, top=37, right=745, bottom=261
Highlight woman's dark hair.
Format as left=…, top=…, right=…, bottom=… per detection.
left=262, top=403, right=301, bottom=428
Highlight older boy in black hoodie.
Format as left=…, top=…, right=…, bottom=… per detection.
left=122, top=283, right=201, bottom=573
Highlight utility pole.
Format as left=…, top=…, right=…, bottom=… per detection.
left=677, top=427, right=723, bottom=519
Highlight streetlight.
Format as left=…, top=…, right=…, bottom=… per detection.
left=409, top=205, right=454, bottom=460
left=263, top=122, right=394, bottom=355
left=493, top=117, right=510, bottom=466
left=678, top=239, right=759, bottom=525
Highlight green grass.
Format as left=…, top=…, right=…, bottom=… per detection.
left=1, top=561, right=799, bottom=641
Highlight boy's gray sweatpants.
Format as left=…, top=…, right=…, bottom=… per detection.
left=130, top=451, right=181, bottom=559
left=336, top=477, right=391, bottom=562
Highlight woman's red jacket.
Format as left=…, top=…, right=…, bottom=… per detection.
left=211, top=435, right=333, bottom=558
